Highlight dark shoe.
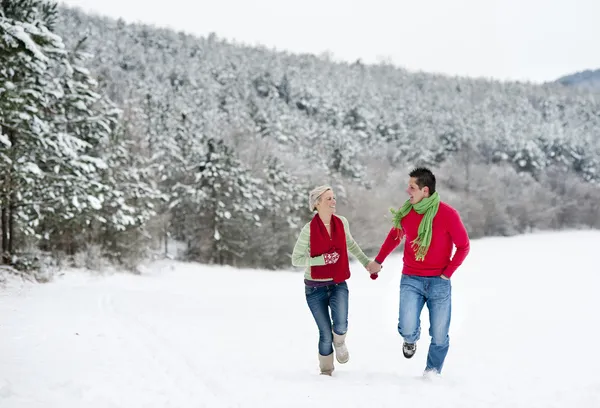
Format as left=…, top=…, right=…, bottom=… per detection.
left=403, top=342, right=416, bottom=359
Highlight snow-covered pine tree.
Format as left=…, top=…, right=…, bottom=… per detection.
left=178, top=138, right=264, bottom=266
left=32, top=38, right=121, bottom=254
left=2, top=1, right=157, bottom=268
left=95, top=121, right=162, bottom=267
left=241, top=157, right=309, bottom=268
left=0, top=0, right=66, bottom=263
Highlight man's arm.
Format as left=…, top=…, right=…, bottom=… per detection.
left=374, top=227, right=404, bottom=265
left=442, top=209, right=470, bottom=278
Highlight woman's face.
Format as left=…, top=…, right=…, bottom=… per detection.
left=315, top=189, right=336, bottom=214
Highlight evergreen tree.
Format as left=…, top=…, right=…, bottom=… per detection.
left=180, top=138, right=264, bottom=266
left=0, top=0, right=66, bottom=262
left=2, top=1, right=158, bottom=268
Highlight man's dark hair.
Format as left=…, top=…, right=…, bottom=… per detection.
left=409, top=167, right=436, bottom=195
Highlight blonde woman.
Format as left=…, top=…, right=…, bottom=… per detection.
left=292, top=185, right=379, bottom=376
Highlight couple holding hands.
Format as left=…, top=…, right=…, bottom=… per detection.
left=291, top=167, right=470, bottom=377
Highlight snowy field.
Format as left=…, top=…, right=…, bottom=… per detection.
left=1, top=230, right=600, bottom=408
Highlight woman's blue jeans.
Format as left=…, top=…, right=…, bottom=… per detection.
left=305, top=281, right=349, bottom=356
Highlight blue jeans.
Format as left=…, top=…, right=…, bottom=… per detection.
left=305, top=282, right=349, bottom=356
left=398, top=274, right=452, bottom=373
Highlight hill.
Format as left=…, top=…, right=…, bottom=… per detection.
left=1, top=2, right=599, bottom=272
left=556, top=69, right=600, bottom=90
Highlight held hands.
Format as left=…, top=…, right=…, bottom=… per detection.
left=323, top=252, right=340, bottom=265
left=366, top=261, right=382, bottom=280
left=367, top=261, right=381, bottom=273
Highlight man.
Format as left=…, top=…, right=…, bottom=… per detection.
left=368, top=167, right=470, bottom=376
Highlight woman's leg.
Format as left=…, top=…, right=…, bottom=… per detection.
left=305, top=285, right=335, bottom=374
left=329, top=282, right=350, bottom=363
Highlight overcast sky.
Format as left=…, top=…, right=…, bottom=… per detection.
left=59, top=0, right=600, bottom=83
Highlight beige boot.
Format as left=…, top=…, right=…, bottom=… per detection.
left=318, top=352, right=335, bottom=376
left=333, top=332, right=349, bottom=364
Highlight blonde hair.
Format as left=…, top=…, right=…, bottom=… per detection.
left=309, top=185, right=333, bottom=212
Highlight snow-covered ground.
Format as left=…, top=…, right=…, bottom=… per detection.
left=1, top=230, right=600, bottom=408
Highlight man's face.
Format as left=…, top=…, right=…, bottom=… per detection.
left=406, top=177, right=429, bottom=204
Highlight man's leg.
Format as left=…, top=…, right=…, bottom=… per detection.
left=398, top=275, right=426, bottom=358
left=425, top=277, right=452, bottom=374
left=329, top=282, right=350, bottom=364
left=305, top=285, right=335, bottom=375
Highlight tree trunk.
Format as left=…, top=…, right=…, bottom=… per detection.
left=8, top=199, right=14, bottom=258
left=0, top=189, right=13, bottom=265
left=1, top=205, right=8, bottom=264
left=164, top=219, right=168, bottom=257
left=1, top=126, right=15, bottom=264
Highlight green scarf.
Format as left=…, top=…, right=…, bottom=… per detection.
left=390, top=191, right=440, bottom=261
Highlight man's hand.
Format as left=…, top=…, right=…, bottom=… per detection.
left=440, top=274, right=450, bottom=280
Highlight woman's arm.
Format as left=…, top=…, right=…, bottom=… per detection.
left=291, top=223, right=326, bottom=267
left=340, top=216, right=371, bottom=267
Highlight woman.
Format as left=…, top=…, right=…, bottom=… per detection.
left=291, top=185, right=377, bottom=376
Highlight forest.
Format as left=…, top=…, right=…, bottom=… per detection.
left=1, top=1, right=599, bottom=277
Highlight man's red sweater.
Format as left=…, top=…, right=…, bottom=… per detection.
left=375, top=202, right=470, bottom=278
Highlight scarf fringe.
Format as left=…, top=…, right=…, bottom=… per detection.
left=411, top=238, right=429, bottom=261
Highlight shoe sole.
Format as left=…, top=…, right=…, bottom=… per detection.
left=336, top=355, right=349, bottom=364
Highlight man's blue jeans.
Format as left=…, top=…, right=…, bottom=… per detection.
left=305, top=282, right=349, bottom=356
left=399, top=274, right=452, bottom=373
